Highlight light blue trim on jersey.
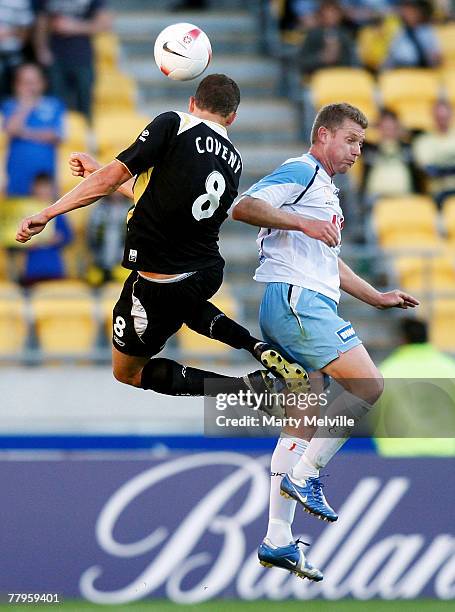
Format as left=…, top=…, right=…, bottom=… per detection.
left=259, top=283, right=362, bottom=371
left=244, top=160, right=316, bottom=196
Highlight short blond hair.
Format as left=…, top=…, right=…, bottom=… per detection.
left=311, top=103, right=368, bottom=144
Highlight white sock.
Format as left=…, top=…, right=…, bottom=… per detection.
left=291, top=453, right=319, bottom=480
left=265, top=435, right=308, bottom=547
left=293, top=390, right=373, bottom=478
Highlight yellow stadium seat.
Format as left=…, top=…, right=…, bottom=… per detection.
left=436, top=24, right=455, bottom=68
left=442, top=196, right=455, bottom=243
left=62, top=206, right=93, bottom=278
left=63, top=111, right=88, bottom=150
left=30, top=279, right=91, bottom=297
left=372, top=196, right=439, bottom=244
left=310, top=68, right=377, bottom=121
left=380, top=231, right=443, bottom=250
left=100, top=282, right=123, bottom=339
left=94, top=71, right=137, bottom=114
left=430, top=298, right=455, bottom=351
left=97, top=146, right=123, bottom=167
left=94, top=112, right=150, bottom=156
left=393, top=253, right=455, bottom=291
left=0, top=294, right=27, bottom=355
left=0, top=129, right=6, bottom=154
left=177, top=291, right=238, bottom=358
left=31, top=294, right=97, bottom=355
left=94, top=33, right=120, bottom=70
left=0, top=280, right=21, bottom=295
left=0, top=247, right=7, bottom=280
left=378, top=69, right=439, bottom=130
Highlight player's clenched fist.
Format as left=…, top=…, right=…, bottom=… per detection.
left=300, top=218, right=340, bottom=247
left=16, top=211, right=50, bottom=243
left=69, top=152, right=101, bottom=178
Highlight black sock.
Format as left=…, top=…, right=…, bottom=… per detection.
left=140, top=358, right=249, bottom=396
left=185, top=301, right=259, bottom=352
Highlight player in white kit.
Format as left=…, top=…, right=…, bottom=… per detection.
left=233, top=103, right=419, bottom=580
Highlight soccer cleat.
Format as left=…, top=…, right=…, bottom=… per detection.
left=258, top=538, right=323, bottom=581
left=243, top=370, right=286, bottom=418
left=253, top=342, right=309, bottom=392
left=280, top=474, right=338, bottom=522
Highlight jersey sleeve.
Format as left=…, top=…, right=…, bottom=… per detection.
left=116, top=111, right=180, bottom=176
left=242, top=161, right=317, bottom=208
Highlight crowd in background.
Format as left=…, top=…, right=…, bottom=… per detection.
left=274, top=0, right=455, bottom=237
left=1, top=0, right=455, bottom=285
left=0, top=0, right=120, bottom=286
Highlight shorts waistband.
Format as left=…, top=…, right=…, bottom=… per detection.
left=138, top=271, right=196, bottom=284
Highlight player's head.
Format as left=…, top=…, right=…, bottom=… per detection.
left=310, top=103, right=368, bottom=175
left=400, top=317, right=428, bottom=345
left=189, top=74, right=240, bottom=126
left=13, top=63, right=47, bottom=99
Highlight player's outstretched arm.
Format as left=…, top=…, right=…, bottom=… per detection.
left=69, top=152, right=135, bottom=200
left=16, top=160, right=132, bottom=243
left=339, top=258, right=419, bottom=309
left=233, top=196, right=340, bottom=247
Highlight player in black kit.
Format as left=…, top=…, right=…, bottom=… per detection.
left=16, top=74, right=307, bottom=398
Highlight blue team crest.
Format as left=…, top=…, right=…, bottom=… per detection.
left=335, top=323, right=357, bottom=343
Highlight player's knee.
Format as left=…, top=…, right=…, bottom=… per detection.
left=140, top=358, right=174, bottom=393
left=343, top=370, right=384, bottom=405
left=185, top=301, right=221, bottom=336
left=366, top=373, right=384, bottom=405
left=113, top=367, right=142, bottom=388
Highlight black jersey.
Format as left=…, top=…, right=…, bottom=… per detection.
left=116, top=111, right=242, bottom=273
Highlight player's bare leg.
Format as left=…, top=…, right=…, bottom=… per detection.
left=281, top=344, right=383, bottom=521
left=112, top=347, right=149, bottom=387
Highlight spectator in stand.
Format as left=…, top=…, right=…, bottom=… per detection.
left=375, top=317, right=455, bottom=456
left=20, top=172, right=73, bottom=286
left=360, top=108, right=420, bottom=206
left=413, top=99, right=455, bottom=208
left=273, top=1, right=305, bottom=31
left=86, top=193, right=130, bottom=284
left=298, top=0, right=357, bottom=77
left=0, top=0, right=34, bottom=100
left=357, top=10, right=401, bottom=73
left=34, top=0, right=112, bottom=121
left=2, top=63, right=65, bottom=196
left=383, top=0, right=441, bottom=68
left=292, top=1, right=319, bottom=29
left=341, top=0, right=394, bottom=30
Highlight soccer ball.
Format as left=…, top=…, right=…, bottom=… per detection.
left=154, top=23, right=212, bottom=81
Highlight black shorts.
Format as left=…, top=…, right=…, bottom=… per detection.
left=112, top=264, right=224, bottom=357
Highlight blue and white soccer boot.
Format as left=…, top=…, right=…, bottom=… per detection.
left=258, top=538, right=323, bottom=581
left=280, top=474, right=338, bottom=522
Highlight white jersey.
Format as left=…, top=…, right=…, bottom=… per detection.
left=242, top=153, right=344, bottom=303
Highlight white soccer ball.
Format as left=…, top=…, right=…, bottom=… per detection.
left=154, top=22, right=212, bottom=81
